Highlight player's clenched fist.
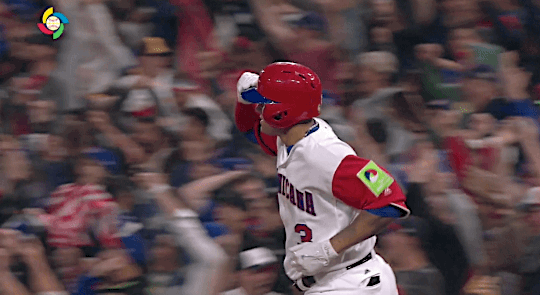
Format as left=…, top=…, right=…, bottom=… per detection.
left=236, top=72, right=259, bottom=104
left=284, top=240, right=339, bottom=281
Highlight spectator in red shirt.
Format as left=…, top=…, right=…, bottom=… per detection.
left=35, top=154, right=122, bottom=255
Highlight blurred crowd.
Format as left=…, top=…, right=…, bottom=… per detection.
left=0, top=0, right=540, bottom=294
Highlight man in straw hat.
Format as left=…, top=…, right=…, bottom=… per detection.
left=112, top=37, right=174, bottom=120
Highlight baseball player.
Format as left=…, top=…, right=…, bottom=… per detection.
left=234, top=62, right=410, bottom=294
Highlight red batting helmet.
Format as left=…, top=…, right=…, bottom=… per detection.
left=240, top=62, right=322, bottom=129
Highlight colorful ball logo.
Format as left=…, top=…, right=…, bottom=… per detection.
left=37, top=7, right=69, bottom=40
left=46, top=16, right=60, bottom=30
left=364, top=169, right=379, bottom=183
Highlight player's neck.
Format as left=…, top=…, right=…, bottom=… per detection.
left=280, top=120, right=316, bottom=147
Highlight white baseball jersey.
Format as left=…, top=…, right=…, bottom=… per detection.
left=273, top=118, right=409, bottom=272
left=234, top=100, right=409, bottom=275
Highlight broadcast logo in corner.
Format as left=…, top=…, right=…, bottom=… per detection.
left=37, top=7, right=69, bottom=40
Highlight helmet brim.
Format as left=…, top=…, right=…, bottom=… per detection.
left=241, top=88, right=277, bottom=104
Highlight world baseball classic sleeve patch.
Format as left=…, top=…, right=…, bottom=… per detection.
left=357, top=161, right=394, bottom=197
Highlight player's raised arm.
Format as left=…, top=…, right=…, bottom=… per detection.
left=234, top=71, right=278, bottom=156
left=234, top=72, right=261, bottom=133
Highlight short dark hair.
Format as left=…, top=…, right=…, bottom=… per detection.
left=183, top=107, right=209, bottom=128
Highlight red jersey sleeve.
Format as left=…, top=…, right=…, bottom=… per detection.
left=253, top=120, right=277, bottom=156
left=234, top=101, right=277, bottom=156
left=235, top=102, right=260, bottom=132
left=332, top=155, right=409, bottom=217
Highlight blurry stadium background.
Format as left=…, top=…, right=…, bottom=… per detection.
left=0, top=0, right=540, bottom=294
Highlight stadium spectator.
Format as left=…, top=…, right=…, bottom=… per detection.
left=221, top=246, right=284, bottom=295
left=377, top=217, right=446, bottom=295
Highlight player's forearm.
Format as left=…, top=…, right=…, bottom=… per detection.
left=329, top=210, right=394, bottom=254
left=234, top=101, right=259, bottom=133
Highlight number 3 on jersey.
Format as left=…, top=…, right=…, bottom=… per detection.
left=295, top=224, right=313, bottom=243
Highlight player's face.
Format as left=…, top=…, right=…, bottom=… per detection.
left=257, top=104, right=281, bottom=136
left=260, top=119, right=281, bottom=136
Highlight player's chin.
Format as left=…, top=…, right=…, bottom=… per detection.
left=260, top=120, right=280, bottom=136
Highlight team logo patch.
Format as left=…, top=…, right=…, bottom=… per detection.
left=357, top=161, right=394, bottom=197
left=364, top=169, right=379, bottom=183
